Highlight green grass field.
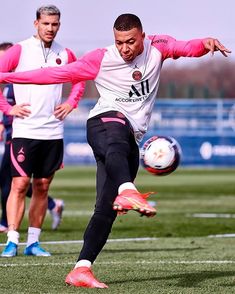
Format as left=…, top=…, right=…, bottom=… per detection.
left=0, top=167, right=235, bottom=293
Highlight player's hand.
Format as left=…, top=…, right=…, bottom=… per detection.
left=8, top=103, right=31, bottom=118
left=54, top=103, right=73, bottom=120
left=203, top=38, right=231, bottom=57
left=0, top=124, right=5, bottom=141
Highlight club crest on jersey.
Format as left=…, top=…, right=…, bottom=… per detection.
left=56, top=58, right=62, bottom=65
left=132, top=70, right=142, bottom=81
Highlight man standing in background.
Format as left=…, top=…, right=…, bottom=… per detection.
left=0, top=5, right=84, bottom=257
left=0, top=42, right=65, bottom=233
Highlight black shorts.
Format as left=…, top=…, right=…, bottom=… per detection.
left=10, top=138, right=64, bottom=178
left=87, top=111, right=140, bottom=214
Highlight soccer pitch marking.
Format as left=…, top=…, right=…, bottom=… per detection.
left=62, top=210, right=92, bottom=216
left=62, top=211, right=235, bottom=218
left=189, top=213, right=235, bottom=219
left=0, top=237, right=234, bottom=268
left=1, top=234, right=235, bottom=249
left=0, top=237, right=159, bottom=247
left=0, top=260, right=235, bottom=268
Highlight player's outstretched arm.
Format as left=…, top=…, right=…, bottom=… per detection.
left=203, top=38, right=231, bottom=57
left=0, top=49, right=106, bottom=86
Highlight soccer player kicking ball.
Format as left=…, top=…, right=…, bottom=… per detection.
left=0, top=13, right=231, bottom=289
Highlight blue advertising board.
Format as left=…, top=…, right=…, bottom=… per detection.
left=1, top=98, right=235, bottom=167
left=140, top=99, right=235, bottom=167
left=62, top=98, right=235, bottom=167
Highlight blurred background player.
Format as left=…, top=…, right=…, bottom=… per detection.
left=0, top=42, right=64, bottom=233
left=0, top=5, right=84, bottom=257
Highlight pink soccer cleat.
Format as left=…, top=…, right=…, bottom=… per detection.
left=65, top=266, right=108, bottom=288
left=113, top=189, right=156, bottom=217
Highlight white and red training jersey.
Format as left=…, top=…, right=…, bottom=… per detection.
left=0, top=35, right=208, bottom=142
left=0, top=36, right=85, bottom=139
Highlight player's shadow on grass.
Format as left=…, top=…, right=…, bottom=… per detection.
left=110, top=270, right=235, bottom=288
left=103, top=247, right=203, bottom=253
left=160, top=270, right=235, bottom=288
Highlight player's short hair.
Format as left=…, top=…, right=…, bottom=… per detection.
left=113, top=13, right=143, bottom=32
left=36, top=5, right=61, bottom=20
left=0, top=42, right=13, bottom=51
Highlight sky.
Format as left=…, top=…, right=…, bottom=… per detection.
left=0, top=0, right=234, bottom=65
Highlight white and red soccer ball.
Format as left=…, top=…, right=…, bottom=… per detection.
left=140, top=135, right=181, bottom=176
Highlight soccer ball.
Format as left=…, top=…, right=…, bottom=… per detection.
left=140, top=135, right=181, bottom=176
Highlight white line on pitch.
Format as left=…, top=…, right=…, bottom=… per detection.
left=61, top=210, right=92, bottom=216
left=0, top=237, right=159, bottom=247
left=0, top=260, right=235, bottom=268
left=188, top=213, right=235, bottom=218
left=208, top=233, right=235, bottom=238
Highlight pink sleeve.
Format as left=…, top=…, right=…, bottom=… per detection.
left=149, top=35, right=209, bottom=60
left=64, top=48, right=86, bottom=108
left=0, top=44, right=21, bottom=72
left=0, top=44, right=21, bottom=113
left=65, top=81, right=85, bottom=108
left=0, top=48, right=106, bottom=85
left=65, top=48, right=77, bottom=63
left=0, top=90, right=12, bottom=114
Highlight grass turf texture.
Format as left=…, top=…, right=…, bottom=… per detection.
left=0, top=167, right=234, bottom=293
